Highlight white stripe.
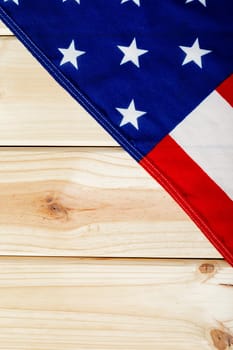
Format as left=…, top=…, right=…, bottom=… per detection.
left=171, top=91, right=233, bottom=199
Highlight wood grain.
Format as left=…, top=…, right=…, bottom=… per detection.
left=0, top=147, right=220, bottom=258
left=0, top=36, right=116, bottom=146
left=0, top=257, right=232, bottom=350
left=0, top=18, right=231, bottom=350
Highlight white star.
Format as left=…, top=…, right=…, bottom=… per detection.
left=58, top=40, right=85, bottom=69
left=186, top=0, right=207, bottom=7
left=118, top=38, right=148, bottom=68
left=63, top=0, right=80, bottom=4
left=116, top=99, right=146, bottom=130
left=4, top=0, right=19, bottom=5
left=121, top=0, right=140, bottom=7
left=179, top=38, right=212, bottom=68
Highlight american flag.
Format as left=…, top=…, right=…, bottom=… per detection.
left=0, top=0, right=232, bottom=264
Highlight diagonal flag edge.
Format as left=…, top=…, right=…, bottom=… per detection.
left=0, top=6, right=232, bottom=266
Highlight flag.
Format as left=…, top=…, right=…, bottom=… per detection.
left=0, top=0, right=232, bottom=265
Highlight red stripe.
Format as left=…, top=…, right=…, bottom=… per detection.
left=216, top=74, right=233, bottom=107
left=140, top=135, right=233, bottom=266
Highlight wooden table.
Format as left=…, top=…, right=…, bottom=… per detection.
left=0, top=21, right=232, bottom=350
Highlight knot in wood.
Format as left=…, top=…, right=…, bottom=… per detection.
left=42, top=193, right=69, bottom=221
left=199, top=263, right=215, bottom=274
left=210, top=329, right=233, bottom=350
left=47, top=202, right=68, bottom=219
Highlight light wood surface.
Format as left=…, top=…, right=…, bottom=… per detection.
left=0, top=20, right=12, bottom=35
left=0, top=19, right=232, bottom=350
left=0, top=257, right=232, bottom=350
left=0, top=36, right=116, bottom=146
left=0, top=147, right=219, bottom=258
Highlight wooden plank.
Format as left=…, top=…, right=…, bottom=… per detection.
left=0, top=37, right=116, bottom=146
left=0, top=257, right=232, bottom=350
left=0, top=21, right=12, bottom=36
left=0, top=147, right=220, bottom=258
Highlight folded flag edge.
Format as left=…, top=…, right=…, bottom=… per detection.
left=0, top=5, right=232, bottom=265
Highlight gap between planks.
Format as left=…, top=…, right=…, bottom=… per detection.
left=0, top=35, right=116, bottom=146
left=0, top=21, right=232, bottom=350
left=0, top=22, right=12, bottom=36
left=0, top=26, right=223, bottom=259
left=0, top=257, right=232, bottom=350
left=0, top=146, right=221, bottom=259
